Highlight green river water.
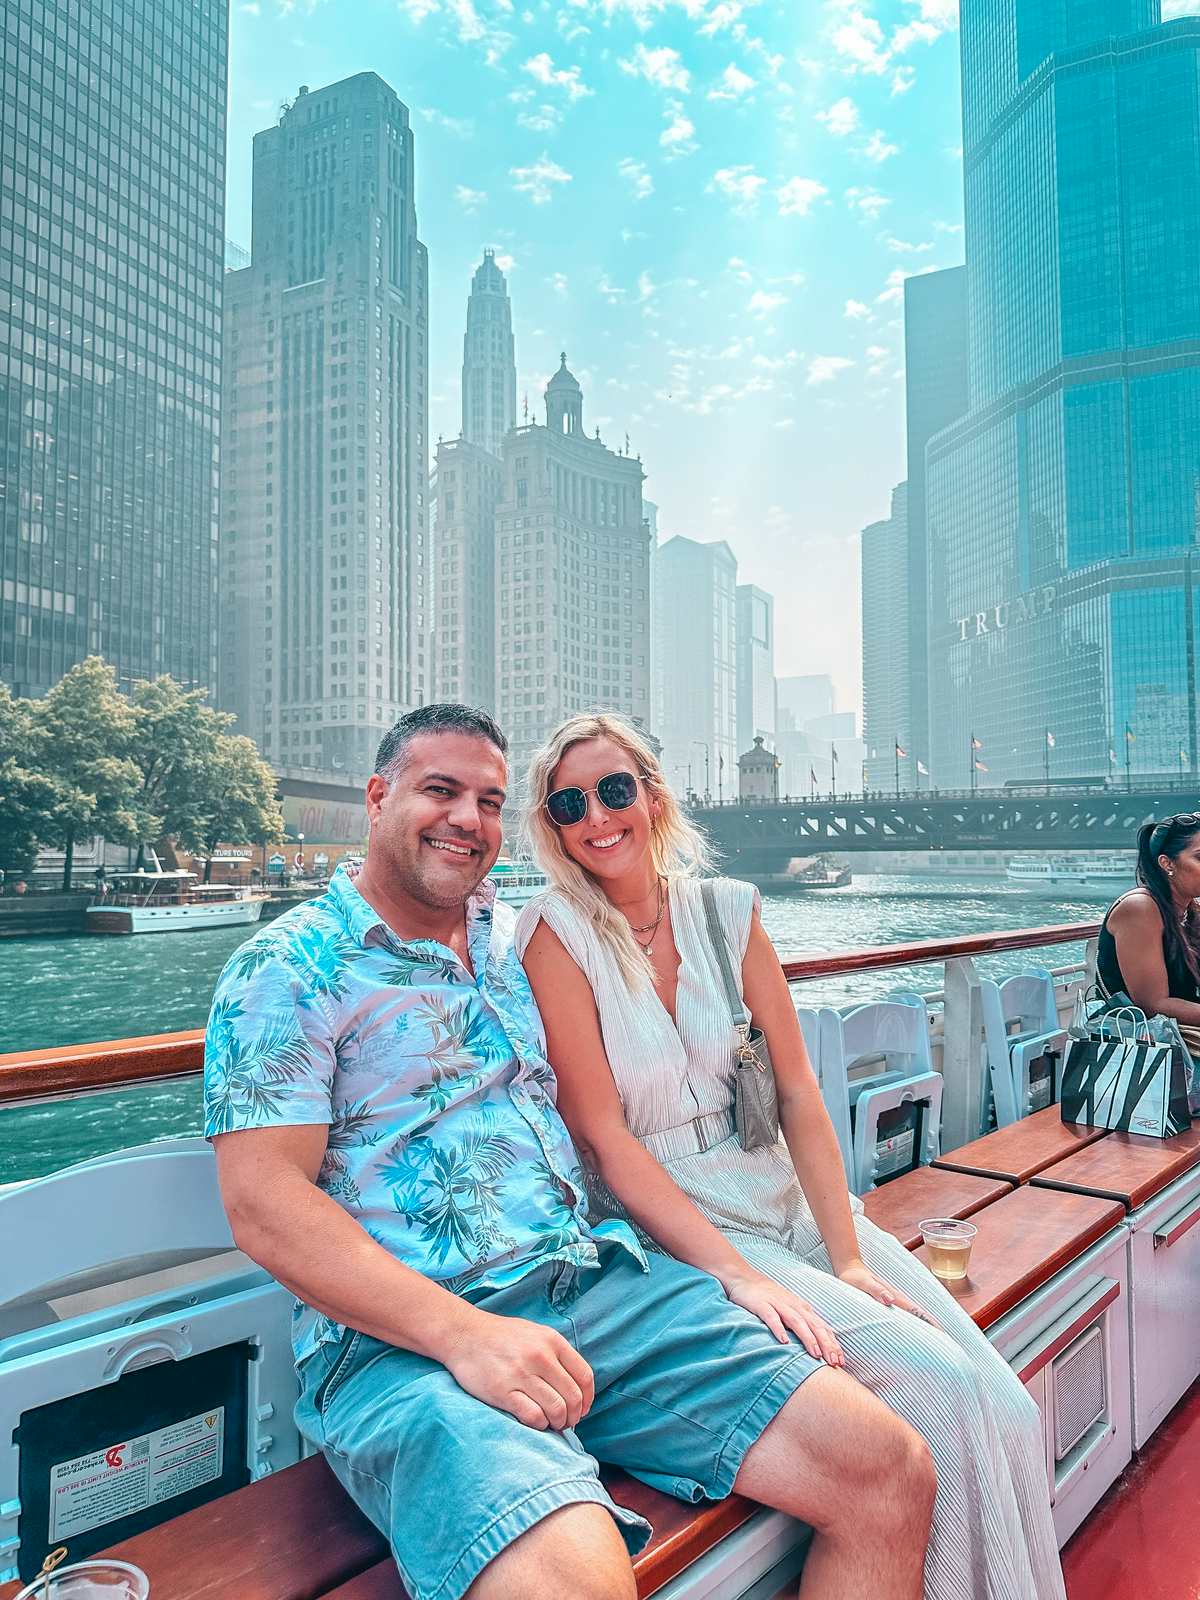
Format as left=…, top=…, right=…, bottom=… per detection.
left=0, top=874, right=1117, bottom=1183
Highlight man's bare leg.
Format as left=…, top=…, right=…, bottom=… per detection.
left=466, top=1502, right=638, bottom=1600
left=735, top=1367, right=935, bottom=1599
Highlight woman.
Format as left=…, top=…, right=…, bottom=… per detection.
left=515, top=712, right=1064, bottom=1600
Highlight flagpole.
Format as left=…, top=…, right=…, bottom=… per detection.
left=1125, top=724, right=1133, bottom=793
left=894, top=736, right=900, bottom=800
left=970, top=732, right=977, bottom=794
left=1043, top=729, right=1050, bottom=791
left=832, top=742, right=838, bottom=804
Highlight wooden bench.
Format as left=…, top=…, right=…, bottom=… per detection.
left=930, top=1104, right=1107, bottom=1186
left=1029, top=1125, right=1200, bottom=1212
left=861, top=1164, right=1014, bottom=1250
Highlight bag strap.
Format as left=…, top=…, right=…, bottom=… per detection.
left=700, top=879, right=751, bottom=1030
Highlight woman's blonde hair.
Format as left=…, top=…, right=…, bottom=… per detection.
left=522, top=711, right=713, bottom=990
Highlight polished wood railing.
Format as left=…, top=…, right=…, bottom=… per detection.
left=0, top=919, right=1101, bottom=1107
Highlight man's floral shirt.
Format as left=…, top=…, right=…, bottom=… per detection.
left=203, top=864, right=644, bottom=1363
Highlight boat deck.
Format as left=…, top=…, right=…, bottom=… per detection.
left=1062, top=1377, right=1200, bottom=1598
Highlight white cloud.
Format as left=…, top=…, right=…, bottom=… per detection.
left=400, top=0, right=440, bottom=18
left=844, top=298, right=872, bottom=319
left=773, top=417, right=796, bottom=429
left=454, top=184, right=487, bottom=211
left=522, top=51, right=593, bottom=100
left=700, top=0, right=745, bottom=31
left=862, top=129, right=899, bottom=163
left=845, top=185, right=891, bottom=217
left=660, top=101, right=697, bottom=154
left=891, top=65, right=916, bottom=94
left=776, top=176, right=827, bottom=216
left=548, top=271, right=569, bottom=295
left=708, top=63, right=756, bottom=100
left=885, top=235, right=934, bottom=253
left=726, top=256, right=752, bottom=283
left=510, top=154, right=573, bottom=203
left=875, top=264, right=938, bottom=305
left=618, top=156, right=655, bottom=199
left=712, top=165, right=768, bottom=211
left=638, top=270, right=657, bottom=301
left=398, top=0, right=514, bottom=60
left=748, top=289, right=787, bottom=316
left=620, top=43, right=691, bottom=92
left=517, top=104, right=563, bottom=133
left=829, top=6, right=890, bottom=73
left=493, top=251, right=515, bottom=272
left=807, top=355, right=855, bottom=385
left=816, top=96, right=858, bottom=135
left=934, top=218, right=964, bottom=234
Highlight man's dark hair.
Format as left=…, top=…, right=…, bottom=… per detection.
left=374, top=703, right=508, bottom=780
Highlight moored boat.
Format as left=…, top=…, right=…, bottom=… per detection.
left=487, top=858, right=549, bottom=907
left=1006, top=852, right=1133, bottom=886
left=86, top=869, right=270, bottom=934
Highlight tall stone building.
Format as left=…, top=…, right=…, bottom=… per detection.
left=220, top=74, right=429, bottom=778
left=461, top=250, right=516, bottom=458
left=495, top=356, right=650, bottom=778
left=862, top=483, right=910, bottom=789
left=432, top=436, right=502, bottom=708
left=1, top=0, right=228, bottom=698
left=735, top=583, right=776, bottom=755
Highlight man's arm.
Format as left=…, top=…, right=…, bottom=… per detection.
left=213, top=1124, right=596, bottom=1431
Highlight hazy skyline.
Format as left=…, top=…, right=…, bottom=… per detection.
left=224, top=0, right=970, bottom=713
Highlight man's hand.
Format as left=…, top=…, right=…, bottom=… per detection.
left=444, top=1308, right=596, bottom=1431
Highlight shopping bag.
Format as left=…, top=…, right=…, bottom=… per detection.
left=1061, top=1004, right=1191, bottom=1137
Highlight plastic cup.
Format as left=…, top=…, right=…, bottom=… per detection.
left=918, top=1217, right=977, bottom=1282
left=13, top=1561, right=150, bottom=1600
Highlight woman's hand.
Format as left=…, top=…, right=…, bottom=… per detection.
left=836, top=1259, right=936, bottom=1324
left=720, top=1270, right=845, bottom=1364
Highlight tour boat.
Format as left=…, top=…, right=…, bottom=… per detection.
left=487, top=858, right=549, bottom=908
left=1005, top=852, right=1133, bottom=886
left=0, top=916, right=1194, bottom=1600
left=86, top=869, right=270, bottom=934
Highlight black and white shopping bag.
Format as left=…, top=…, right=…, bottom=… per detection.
left=1061, top=1007, right=1191, bottom=1137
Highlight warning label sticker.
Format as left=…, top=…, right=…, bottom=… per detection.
left=49, top=1408, right=225, bottom=1542
left=875, top=1127, right=916, bottom=1179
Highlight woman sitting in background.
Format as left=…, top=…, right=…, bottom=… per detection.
left=1099, top=815, right=1200, bottom=1062
left=516, top=711, right=1065, bottom=1600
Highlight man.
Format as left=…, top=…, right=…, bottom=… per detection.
left=205, top=704, right=934, bottom=1600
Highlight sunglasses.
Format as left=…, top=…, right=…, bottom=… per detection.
left=545, top=770, right=642, bottom=828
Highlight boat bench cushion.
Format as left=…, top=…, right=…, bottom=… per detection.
left=1029, top=1125, right=1200, bottom=1212
left=931, top=1104, right=1107, bottom=1186
left=0, top=1454, right=760, bottom=1600
left=861, top=1165, right=1014, bottom=1250
left=912, top=1183, right=1125, bottom=1329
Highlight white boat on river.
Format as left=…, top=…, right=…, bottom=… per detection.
left=86, top=869, right=269, bottom=934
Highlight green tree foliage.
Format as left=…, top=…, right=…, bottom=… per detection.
left=0, top=683, right=70, bottom=879
left=128, top=676, right=227, bottom=860
left=176, top=733, right=286, bottom=882
left=30, top=658, right=143, bottom=889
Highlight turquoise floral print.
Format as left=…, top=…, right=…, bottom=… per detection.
left=203, top=866, right=644, bottom=1362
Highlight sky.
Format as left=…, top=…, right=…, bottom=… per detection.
left=224, top=0, right=968, bottom=715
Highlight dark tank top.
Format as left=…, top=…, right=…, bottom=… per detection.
left=1097, top=891, right=1200, bottom=1001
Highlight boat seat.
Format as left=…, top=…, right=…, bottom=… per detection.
left=861, top=1163, right=1014, bottom=1251
left=1029, top=1125, right=1200, bottom=1212
left=932, top=1103, right=1107, bottom=1187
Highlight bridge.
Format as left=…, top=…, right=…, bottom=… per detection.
left=688, top=782, right=1200, bottom=873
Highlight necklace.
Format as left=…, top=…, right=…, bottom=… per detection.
left=627, top=877, right=667, bottom=955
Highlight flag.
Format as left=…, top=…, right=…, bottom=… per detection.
left=1182, top=750, right=1190, bottom=767
left=719, top=753, right=724, bottom=771
left=971, top=736, right=983, bottom=750
left=1108, top=748, right=1117, bottom=766
left=975, top=760, right=989, bottom=773
left=831, top=746, right=839, bottom=765
left=895, top=742, right=907, bottom=758
left=1126, top=725, right=1136, bottom=743
left=809, top=766, right=818, bottom=787
left=1046, top=730, right=1056, bottom=748
left=917, top=760, right=929, bottom=776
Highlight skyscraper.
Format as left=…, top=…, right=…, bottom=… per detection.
left=461, top=249, right=516, bottom=458
left=735, top=583, right=776, bottom=755
left=927, top=0, right=1200, bottom=784
left=903, top=267, right=967, bottom=779
left=654, top=536, right=739, bottom=800
left=432, top=435, right=502, bottom=709
left=220, top=75, right=429, bottom=778
left=1, top=0, right=228, bottom=699
left=495, top=355, right=650, bottom=778
left=862, top=483, right=910, bottom=789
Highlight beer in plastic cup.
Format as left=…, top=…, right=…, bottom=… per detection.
left=918, top=1218, right=977, bottom=1281
left=13, top=1561, right=150, bottom=1600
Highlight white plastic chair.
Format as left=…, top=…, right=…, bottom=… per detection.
left=980, top=968, right=1065, bottom=1125
left=795, top=1002, right=854, bottom=1180
left=822, top=997, right=943, bottom=1193
left=0, top=1139, right=301, bottom=1584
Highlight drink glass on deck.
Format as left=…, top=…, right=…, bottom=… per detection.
left=13, top=1561, right=150, bottom=1600
left=918, top=1218, right=977, bottom=1281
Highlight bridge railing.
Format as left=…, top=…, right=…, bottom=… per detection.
left=0, top=919, right=1102, bottom=1109
left=689, top=780, right=1200, bottom=809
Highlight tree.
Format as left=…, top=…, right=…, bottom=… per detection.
left=31, top=658, right=143, bottom=889
left=0, top=683, right=70, bottom=879
left=175, top=734, right=286, bottom=881
left=128, top=676, right=232, bottom=867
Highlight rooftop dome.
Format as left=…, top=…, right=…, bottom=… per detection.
left=547, top=351, right=581, bottom=391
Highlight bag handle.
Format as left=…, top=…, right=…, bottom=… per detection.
left=700, top=879, right=751, bottom=1031
left=1107, top=1004, right=1149, bottom=1042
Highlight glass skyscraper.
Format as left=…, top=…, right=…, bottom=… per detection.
left=927, top=0, right=1200, bottom=784
left=0, top=0, right=227, bottom=699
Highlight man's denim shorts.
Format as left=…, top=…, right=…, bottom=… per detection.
left=295, top=1244, right=822, bottom=1600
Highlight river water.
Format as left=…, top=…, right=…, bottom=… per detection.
left=0, top=873, right=1119, bottom=1183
